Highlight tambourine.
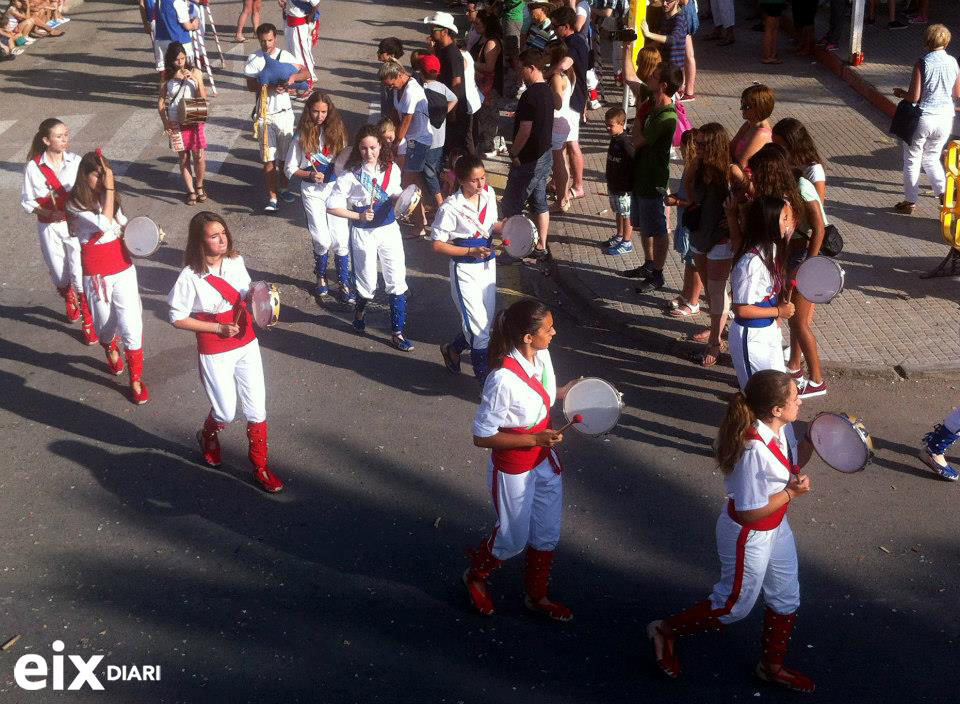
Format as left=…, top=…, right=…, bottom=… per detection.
left=808, top=412, right=873, bottom=473
left=123, top=216, right=165, bottom=257
left=562, top=377, right=624, bottom=436
left=795, top=255, right=845, bottom=304
left=500, top=215, right=537, bottom=258
left=394, top=184, right=421, bottom=221
left=250, top=281, right=280, bottom=329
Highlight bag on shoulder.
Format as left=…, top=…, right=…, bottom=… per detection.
left=821, top=224, right=844, bottom=257
left=424, top=86, right=449, bottom=130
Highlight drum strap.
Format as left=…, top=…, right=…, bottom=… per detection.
left=194, top=275, right=256, bottom=354
left=492, top=357, right=562, bottom=475
left=33, top=154, right=69, bottom=222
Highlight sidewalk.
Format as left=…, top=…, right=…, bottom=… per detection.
left=540, top=10, right=960, bottom=378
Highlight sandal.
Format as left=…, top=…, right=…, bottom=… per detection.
left=694, top=341, right=725, bottom=367
left=894, top=201, right=915, bottom=214
left=186, top=190, right=197, bottom=205
left=669, top=302, right=700, bottom=318
left=195, top=186, right=207, bottom=203
left=665, top=295, right=685, bottom=310
left=551, top=199, right=571, bottom=214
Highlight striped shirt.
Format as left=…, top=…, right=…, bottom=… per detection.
left=526, top=19, right=556, bottom=51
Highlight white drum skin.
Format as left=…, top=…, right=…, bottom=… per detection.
left=562, top=377, right=623, bottom=435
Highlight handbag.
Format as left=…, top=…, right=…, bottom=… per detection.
left=673, top=98, right=692, bottom=147
left=821, top=224, right=844, bottom=257
left=889, top=61, right=924, bottom=142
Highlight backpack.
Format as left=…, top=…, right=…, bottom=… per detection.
left=424, top=85, right=449, bottom=130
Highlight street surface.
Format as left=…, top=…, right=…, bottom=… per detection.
left=0, top=1, right=958, bottom=702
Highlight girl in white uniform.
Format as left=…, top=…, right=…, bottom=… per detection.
left=647, top=370, right=815, bottom=693
left=326, top=125, right=413, bottom=351
left=464, top=299, right=579, bottom=621
left=432, top=155, right=502, bottom=381
left=280, top=0, right=320, bottom=94
left=167, top=211, right=284, bottom=494
left=283, top=90, right=354, bottom=302
left=66, top=152, right=150, bottom=405
left=20, top=118, right=96, bottom=344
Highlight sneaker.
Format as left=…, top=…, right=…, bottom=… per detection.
left=314, top=276, right=328, bottom=297
left=907, top=14, right=928, bottom=25
left=588, top=99, right=602, bottom=110
left=352, top=312, right=366, bottom=333
left=606, top=240, right=634, bottom=256
left=678, top=93, right=696, bottom=102
left=919, top=446, right=960, bottom=481
left=798, top=379, right=827, bottom=398
left=23, top=37, right=37, bottom=45
left=391, top=333, right=415, bottom=351
left=635, top=271, right=665, bottom=293
left=622, top=261, right=654, bottom=279
left=483, top=150, right=499, bottom=159
left=529, top=247, right=549, bottom=261
left=786, top=367, right=806, bottom=389
left=887, top=20, right=909, bottom=30
left=603, top=233, right=623, bottom=249
left=263, top=200, right=278, bottom=212
left=279, top=190, right=297, bottom=203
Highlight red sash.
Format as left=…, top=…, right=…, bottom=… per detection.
left=286, top=15, right=308, bottom=26
left=33, top=154, right=69, bottom=224
left=491, top=356, right=562, bottom=475
left=79, top=231, right=132, bottom=277
left=727, top=428, right=797, bottom=531
left=192, top=275, right=257, bottom=355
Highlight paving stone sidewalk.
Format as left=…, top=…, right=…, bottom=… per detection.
left=541, top=12, right=960, bottom=376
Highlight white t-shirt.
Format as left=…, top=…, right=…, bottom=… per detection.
left=575, top=0, right=591, bottom=39
left=461, top=49, right=482, bottom=115
left=21, top=152, right=81, bottom=214
left=797, top=175, right=828, bottom=229
left=423, top=79, right=456, bottom=150
left=731, top=247, right=780, bottom=306
left=473, top=348, right=556, bottom=437
left=164, top=74, right=201, bottom=122
left=167, top=255, right=252, bottom=322
left=393, top=76, right=431, bottom=148
left=803, top=163, right=825, bottom=185
left=244, top=48, right=301, bottom=114
left=431, top=185, right=498, bottom=243
left=724, top=421, right=792, bottom=511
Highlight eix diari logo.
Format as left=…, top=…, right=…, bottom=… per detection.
left=13, top=640, right=161, bottom=691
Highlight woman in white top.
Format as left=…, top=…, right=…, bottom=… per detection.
left=547, top=41, right=578, bottom=214
left=20, top=118, right=95, bottom=343
left=167, top=211, right=284, bottom=493
left=773, top=118, right=825, bottom=203
left=892, top=24, right=960, bottom=214
left=66, top=151, right=149, bottom=405
left=648, top=370, right=815, bottom=693
left=158, top=41, right=208, bottom=204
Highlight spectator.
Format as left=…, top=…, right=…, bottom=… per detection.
left=907, top=0, right=929, bottom=25
left=731, top=83, right=774, bottom=172
left=376, top=38, right=404, bottom=121
left=550, top=6, right=588, bottom=200
left=773, top=117, right=826, bottom=202
left=424, top=12, right=471, bottom=156
left=500, top=0, right=525, bottom=96
left=641, top=0, right=687, bottom=83
left=470, top=10, right=504, bottom=157
left=234, top=0, right=263, bottom=42
left=158, top=41, right=208, bottom=204
left=458, top=38, right=483, bottom=131
left=525, top=2, right=556, bottom=52
left=419, top=54, right=458, bottom=213
left=868, top=0, right=907, bottom=30
left=548, top=41, right=578, bottom=214
left=9, top=0, right=61, bottom=38
left=502, top=48, right=554, bottom=259
left=573, top=0, right=591, bottom=42
left=818, top=0, right=845, bottom=50
left=1, top=7, right=31, bottom=57
left=602, top=107, right=636, bottom=256
left=893, top=23, right=960, bottom=214
left=680, top=0, right=698, bottom=100
left=758, top=0, right=785, bottom=64
left=703, top=0, right=735, bottom=45
left=790, top=0, right=816, bottom=56
left=664, top=128, right=705, bottom=317
left=465, top=2, right=483, bottom=53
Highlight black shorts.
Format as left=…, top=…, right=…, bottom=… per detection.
left=761, top=3, right=786, bottom=18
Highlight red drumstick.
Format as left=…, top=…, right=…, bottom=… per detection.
left=555, top=414, right=584, bottom=435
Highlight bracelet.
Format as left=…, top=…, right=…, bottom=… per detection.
left=104, top=188, right=115, bottom=191
left=784, top=488, right=792, bottom=502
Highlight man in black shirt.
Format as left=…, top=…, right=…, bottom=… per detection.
left=502, top=48, right=554, bottom=259
left=549, top=6, right=587, bottom=199
left=424, top=12, right=472, bottom=155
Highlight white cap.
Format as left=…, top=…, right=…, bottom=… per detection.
left=422, top=11, right=459, bottom=35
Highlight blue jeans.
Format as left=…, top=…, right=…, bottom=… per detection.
left=501, top=150, right=552, bottom=217
left=421, top=147, right=444, bottom=199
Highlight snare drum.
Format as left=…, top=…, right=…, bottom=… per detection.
left=500, top=215, right=537, bottom=259
left=177, top=97, right=209, bottom=124
left=123, top=216, right=165, bottom=257
left=795, top=255, right=845, bottom=304
left=562, top=377, right=624, bottom=436
left=808, top=412, right=873, bottom=473
left=394, top=184, right=421, bottom=221
left=250, top=281, right=280, bottom=329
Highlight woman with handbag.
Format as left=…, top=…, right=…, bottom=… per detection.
left=158, top=41, right=208, bottom=205
left=892, top=24, right=959, bottom=215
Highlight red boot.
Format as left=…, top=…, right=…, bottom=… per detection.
left=523, top=547, right=572, bottom=621
left=647, top=600, right=725, bottom=679
left=755, top=608, right=815, bottom=693
left=60, top=286, right=80, bottom=323
left=125, top=348, right=150, bottom=405
left=462, top=541, right=502, bottom=616
left=103, top=339, right=124, bottom=375
left=247, top=421, right=284, bottom=492
left=79, top=293, right=98, bottom=345
left=196, top=411, right=224, bottom=467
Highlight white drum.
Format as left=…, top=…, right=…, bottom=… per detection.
left=795, top=255, right=845, bottom=304
left=123, top=216, right=165, bottom=257
left=501, top=215, right=537, bottom=259
left=250, top=281, right=280, bottom=329
left=562, top=377, right=624, bottom=436
left=394, top=184, right=421, bottom=221
left=808, top=412, right=873, bottom=473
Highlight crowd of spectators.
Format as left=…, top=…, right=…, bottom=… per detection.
left=1, top=0, right=68, bottom=59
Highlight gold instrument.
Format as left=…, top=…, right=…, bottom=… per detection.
left=252, top=84, right=269, bottom=161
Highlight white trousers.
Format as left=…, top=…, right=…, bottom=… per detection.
left=302, top=188, right=350, bottom=257
left=729, top=320, right=784, bottom=390
left=200, top=339, right=266, bottom=424
left=37, top=221, right=82, bottom=292
left=83, top=266, right=143, bottom=350
left=350, top=223, right=408, bottom=299
left=902, top=112, right=954, bottom=203
left=286, top=22, right=316, bottom=83
left=487, top=457, right=563, bottom=561
left=710, top=0, right=735, bottom=28
left=709, top=509, right=800, bottom=623
left=450, top=259, right=496, bottom=350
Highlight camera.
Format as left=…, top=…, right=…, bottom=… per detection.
left=607, top=28, right=638, bottom=42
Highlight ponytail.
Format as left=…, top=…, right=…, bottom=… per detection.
left=28, top=118, right=65, bottom=162
left=715, top=369, right=794, bottom=473
left=487, top=298, right=551, bottom=369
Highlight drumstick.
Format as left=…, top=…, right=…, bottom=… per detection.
left=554, top=414, right=584, bottom=435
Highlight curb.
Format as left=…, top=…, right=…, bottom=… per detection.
left=813, top=44, right=897, bottom=118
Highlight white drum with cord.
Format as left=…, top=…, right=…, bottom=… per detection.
left=250, top=281, right=280, bottom=329
left=500, top=215, right=537, bottom=259
left=562, top=377, right=624, bottom=436
left=394, top=184, right=421, bottom=221
left=123, top=216, right=165, bottom=257
left=807, top=412, right=873, bottom=473
left=794, top=255, right=845, bottom=304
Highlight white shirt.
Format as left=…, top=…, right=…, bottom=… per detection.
left=244, top=48, right=301, bottom=114
left=731, top=248, right=779, bottom=306
left=167, top=255, right=252, bottom=322
left=431, top=185, right=498, bottom=243
left=67, top=205, right=128, bottom=246
left=423, top=79, right=456, bottom=149
left=326, top=162, right=402, bottom=211
left=393, top=76, right=431, bottom=148
left=724, top=421, right=792, bottom=511
left=461, top=49, right=482, bottom=115
left=283, top=0, right=320, bottom=19
left=172, top=0, right=192, bottom=25
left=803, top=163, right=825, bottom=185
left=165, top=74, right=200, bottom=122
left=284, top=132, right=350, bottom=197
left=474, top=348, right=556, bottom=437
left=21, top=152, right=81, bottom=214
left=575, top=0, right=591, bottom=38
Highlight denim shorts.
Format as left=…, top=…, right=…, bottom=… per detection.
left=421, top=147, right=444, bottom=198
left=608, top=191, right=631, bottom=217
left=630, top=193, right=668, bottom=236
left=684, top=1, right=700, bottom=35
left=502, top=150, right=552, bottom=217
left=403, top=139, right=429, bottom=173
left=673, top=210, right=695, bottom=266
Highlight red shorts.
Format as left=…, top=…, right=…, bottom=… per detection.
left=178, top=122, right=207, bottom=152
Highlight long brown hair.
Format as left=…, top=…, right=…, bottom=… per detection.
left=772, top=118, right=822, bottom=171
left=715, top=370, right=794, bottom=474
left=28, top=118, right=65, bottom=161
left=297, top=90, right=347, bottom=158
left=68, top=151, right=122, bottom=214
left=344, top=124, right=391, bottom=172
left=184, top=211, right=238, bottom=274
left=747, top=144, right=805, bottom=226
left=488, top=299, right=551, bottom=369
left=693, top=122, right=731, bottom=187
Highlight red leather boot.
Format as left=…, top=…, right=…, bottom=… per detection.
left=79, top=293, right=98, bottom=345
left=462, top=541, right=502, bottom=616
left=247, top=421, right=284, bottom=493
left=647, top=600, right=725, bottom=679
left=197, top=411, right=224, bottom=467
left=103, top=338, right=124, bottom=375
left=755, top=608, right=815, bottom=693
left=523, top=547, right=573, bottom=621
left=125, top=348, right=150, bottom=405
left=60, top=286, right=80, bottom=323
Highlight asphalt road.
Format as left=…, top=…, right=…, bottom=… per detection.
left=0, top=1, right=958, bottom=703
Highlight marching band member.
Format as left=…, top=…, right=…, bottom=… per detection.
left=21, top=118, right=96, bottom=345
left=648, top=370, right=815, bottom=693
left=283, top=90, right=354, bottom=303
left=919, top=408, right=960, bottom=481
left=464, top=299, right=579, bottom=621
left=277, top=0, right=319, bottom=97
left=167, top=211, right=285, bottom=494
left=153, top=0, right=199, bottom=72
left=66, top=152, right=150, bottom=405
left=326, top=125, right=414, bottom=352
left=431, top=155, right=500, bottom=381
left=158, top=41, right=208, bottom=204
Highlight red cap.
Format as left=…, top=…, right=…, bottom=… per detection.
left=419, top=54, right=441, bottom=75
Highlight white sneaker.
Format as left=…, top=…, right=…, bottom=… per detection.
left=263, top=200, right=278, bottom=212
